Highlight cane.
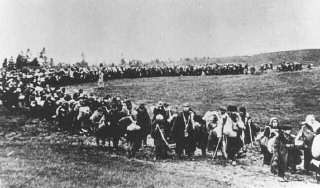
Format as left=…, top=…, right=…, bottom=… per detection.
left=248, top=121, right=253, bottom=147
left=213, top=115, right=227, bottom=160
left=212, top=137, right=222, bottom=160
left=156, top=124, right=172, bottom=147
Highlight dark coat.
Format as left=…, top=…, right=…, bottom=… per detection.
left=151, top=119, right=170, bottom=141
left=137, top=107, right=151, bottom=137
left=105, top=109, right=126, bottom=138
left=172, top=111, right=196, bottom=154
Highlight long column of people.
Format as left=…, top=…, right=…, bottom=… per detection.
left=0, top=62, right=319, bottom=182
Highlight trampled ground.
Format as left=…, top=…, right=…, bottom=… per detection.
left=1, top=69, right=320, bottom=187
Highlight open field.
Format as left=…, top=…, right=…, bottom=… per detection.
left=2, top=69, right=320, bottom=187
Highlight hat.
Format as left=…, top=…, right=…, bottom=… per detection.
left=64, top=94, right=72, bottom=101
left=139, top=103, right=145, bottom=108
left=218, top=106, right=227, bottom=112
left=182, top=103, right=190, bottom=108
left=227, top=105, right=237, bottom=112
left=269, top=117, right=279, bottom=127
left=104, top=95, right=111, bottom=100
left=239, top=107, right=246, bottom=113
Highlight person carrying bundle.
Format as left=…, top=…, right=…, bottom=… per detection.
left=151, top=114, right=170, bottom=159
left=126, top=110, right=142, bottom=158
left=295, top=115, right=320, bottom=173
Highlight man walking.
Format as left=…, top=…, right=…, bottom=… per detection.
left=172, top=103, right=196, bottom=159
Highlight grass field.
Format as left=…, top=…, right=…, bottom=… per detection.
left=2, top=69, right=320, bottom=187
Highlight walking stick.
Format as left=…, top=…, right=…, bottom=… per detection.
left=212, top=137, right=222, bottom=160
left=248, top=121, right=253, bottom=147
left=213, top=115, right=227, bottom=160
left=156, top=124, right=175, bottom=149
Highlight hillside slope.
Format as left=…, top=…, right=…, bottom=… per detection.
left=147, top=49, right=320, bottom=66
left=215, top=49, right=320, bottom=65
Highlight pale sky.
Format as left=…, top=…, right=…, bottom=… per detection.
left=1, top=0, right=320, bottom=64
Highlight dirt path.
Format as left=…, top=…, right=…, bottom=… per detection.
left=0, top=111, right=319, bottom=187
left=152, top=149, right=319, bottom=188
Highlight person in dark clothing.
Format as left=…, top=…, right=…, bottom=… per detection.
left=56, top=102, right=72, bottom=131
left=151, top=114, right=170, bottom=159
left=238, top=107, right=260, bottom=153
left=43, top=96, right=54, bottom=120
left=224, top=107, right=245, bottom=165
left=105, top=103, right=126, bottom=149
left=271, top=129, right=292, bottom=181
left=171, top=103, right=196, bottom=159
left=152, top=101, right=167, bottom=122
left=137, top=103, right=151, bottom=146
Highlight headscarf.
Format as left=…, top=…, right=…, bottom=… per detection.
left=303, top=114, right=320, bottom=133
left=269, top=117, right=279, bottom=128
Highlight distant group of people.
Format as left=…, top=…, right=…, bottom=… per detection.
left=276, top=62, right=303, bottom=72
left=101, top=63, right=248, bottom=79
left=100, top=62, right=304, bottom=79
left=2, top=52, right=307, bottom=83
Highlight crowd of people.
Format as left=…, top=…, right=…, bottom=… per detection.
left=0, top=69, right=256, bottom=162
left=0, top=63, right=319, bottom=182
left=0, top=60, right=306, bottom=112
left=100, top=62, right=304, bottom=79
left=101, top=63, right=247, bottom=79
left=276, top=61, right=303, bottom=72
left=0, top=65, right=259, bottom=162
left=0, top=67, right=101, bottom=110
left=2, top=50, right=307, bottom=82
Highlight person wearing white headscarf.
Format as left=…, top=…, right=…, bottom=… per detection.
left=126, top=110, right=142, bottom=158
left=295, top=114, right=320, bottom=172
left=264, top=117, right=280, bottom=139
left=305, top=115, right=320, bottom=133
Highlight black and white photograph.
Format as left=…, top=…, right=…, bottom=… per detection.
left=1, top=0, right=320, bottom=187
